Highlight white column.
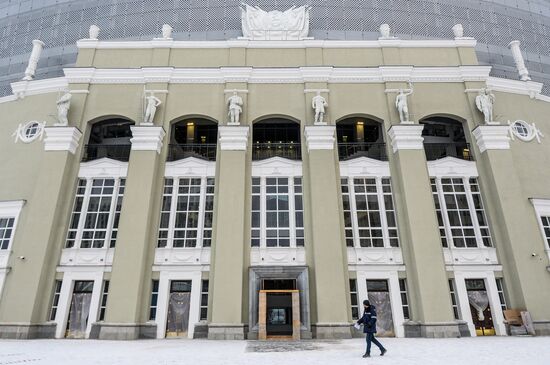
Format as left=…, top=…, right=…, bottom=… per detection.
left=484, top=272, right=507, bottom=336
left=387, top=272, right=405, bottom=338
left=55, top=275, right=75, bottom=339
left=155, top=273, right=170, bottom=339
left=23, top=40, right=45, bottom=81
left=85, top=272, right=105, bottom=338
left=508, top=41, right=531, bottom=81
left=453, top=272, right=477, bottom=337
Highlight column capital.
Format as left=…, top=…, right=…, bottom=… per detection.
left=472, top=125, right=510, bottom=153
left=304, top=125, right=335, bottom=152
left=129, top=126, right=166, bottom=154
left=218, top=126, right=249, bottom=151
left=387, top=124, right=424, bottom=153
left=43, top=126, right=82, bottom=154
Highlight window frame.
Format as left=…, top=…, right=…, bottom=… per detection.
left=157, top=176, right=215, bottom=249
left=341, top=176, right=400, bottom=248
left=0, top=200, right=25, bottom=252
left=531, top=199, right=550, bottom=250
left=431, top=177, right=493, bottom=249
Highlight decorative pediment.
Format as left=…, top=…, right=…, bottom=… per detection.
left=164, top=157, right=215, bottom=177
left=251, top=157, right=302, bottom=176
left=78, top=158, right=128, bottom=178
left=339, top=157, right=390, bottom=177
left=427, top=157, right=478, bottom=177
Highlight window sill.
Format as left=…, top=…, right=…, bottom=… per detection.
left=442, top=247, right=498, bottom=266
left=154, top=247, right=211, bottom=266
left=347, top=247, right=403, bottom=265
left=250, top=247, right=306, bottom=266
left=59, top=247, right=115, bottom=267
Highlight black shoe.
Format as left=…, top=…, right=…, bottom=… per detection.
left=362, top=353, right=371, bottom=358
left=381, top=348, right=387, bottom=356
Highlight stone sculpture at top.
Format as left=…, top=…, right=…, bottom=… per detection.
left=241, top=3, right=310, bottom=40
left=312, top=91, right=328, bottom=125
left=143, top=93, right=162, bottom=125
left=475, top=89, right=496, bottom=125
left=55, top=92, right=72, bottom=126
left=227, top=91, right=244, bottom=125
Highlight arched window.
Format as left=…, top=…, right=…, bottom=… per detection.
left=83, top=118, right=134, bottom=162
left=420, top=117, right=472, bottom=161
left=252, top=118, right=301, bottom=160
left=168, top=118, right=218, bottom=161
left=336, top=117, right=386, bottom=160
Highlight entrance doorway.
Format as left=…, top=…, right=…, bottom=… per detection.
left=465, top=279, right=495, bottom=336
left=366, top=280, right=395, bottom=337
left=66, top=281, right=94, bottom=338
left=166, top=280, right=192, bottom=338
left=258, top=279, right=300, bottom=340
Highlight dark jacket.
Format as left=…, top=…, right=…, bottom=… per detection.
left=357, top=305, right=378, bottom=333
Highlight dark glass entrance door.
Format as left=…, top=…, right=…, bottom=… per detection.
left=166, top=280, right=192, bottom=337
left=465, top=279, right=495, bottom=336
left=66, top=281, right=94, bottom=338
left=266, top=293, right=293, bottom=336
left=366, top=279, right=395, bottom=337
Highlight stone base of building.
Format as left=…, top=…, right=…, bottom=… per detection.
left=312, top=323, right=352, bottom=339
left=207, top=323, right=246, bottom=340
left=0, top=322, right=56, bottom=339
left=533, top=321, right=550, bottom=336
left=403, top=321, right=465, bottom=338
left=91, top=323, right=157, bottom=340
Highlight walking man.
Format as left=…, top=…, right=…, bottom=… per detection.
left=356, top=299, right=387, bottom=358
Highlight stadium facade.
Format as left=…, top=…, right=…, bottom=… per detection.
left=0, top=2, right=549, bottom=340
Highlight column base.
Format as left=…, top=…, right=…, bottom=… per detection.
left=193, top=323, right=209, bottom=339
left=207, top=323, right=246, bottom=340
left=534, top=321, right=550, bottom=336
left=0, top=323, right=56, bottom=339
left=92, top=323, right=157, bottom=340
left=403, top=321, right=466, bottom=338
left=312, top=323, right=352, bottom=339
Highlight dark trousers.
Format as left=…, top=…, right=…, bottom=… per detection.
left=365, top=332, right=385, bottom=354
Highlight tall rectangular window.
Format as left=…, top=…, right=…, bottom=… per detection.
left=65, top=178, right=125, bottom=249
left=157, top=177, right=215, bottom=248
left=341, top=177, right=399, bottom=248
left=149, top=280, right=159, bottom=321
left=251, top=177, right=304, bottom=248
left=0, top=217, right=15, bottom=250
left=99, top=280, right=109, bottom=321
left=399, top=279, right=410, bottom=320
left=349, top=279, right=359, bottom=320
left=540, top=216, right=550, bottom=248
left=49, top=280, right=62, bottom=321
left=200, top=279, right=209, bottom=321
left=448, top=279, right=460, bottom=320
left=496, top=278, right=507, bottom=312
left=431, top=177, right=492, bottom=248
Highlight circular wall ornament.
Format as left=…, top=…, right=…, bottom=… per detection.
left=13, top=121, right=46, bottom=143
left=510, top=120, right=532, bottom=141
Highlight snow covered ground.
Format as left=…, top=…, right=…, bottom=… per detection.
left=0, top=337, right=549, bottom=365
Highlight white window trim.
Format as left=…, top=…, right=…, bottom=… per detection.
left=78, top=158, right=128, bottom=178
left=0, top=200, right=25, bottom=253
left=530, top=198, right=550, bottom=258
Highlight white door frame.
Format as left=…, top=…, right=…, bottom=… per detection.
left=54, top=270, right=104, bottom=339
left=453, top=269, right=506, bottom=336
left=355, top=268, right=405, bottom=338
left=155, top=270, right=202, bottom=339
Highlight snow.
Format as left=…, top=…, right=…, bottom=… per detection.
left=0, top=337, right=549, bottom=365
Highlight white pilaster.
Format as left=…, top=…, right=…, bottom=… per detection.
left=218, top=126, right=249, bottom=151
left=472, top=126, right=511, bottom=153
left=43, top=127, right=82, bottom=154
left=304, top=125, right=335, bottom=151
left=508, top=41, right=531, bottom=82
left=387, top=125, right=424, bottom=153
left=129, top=126, right=166, bottom=154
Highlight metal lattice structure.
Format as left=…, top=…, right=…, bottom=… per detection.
left=1, top=0, right=550, bottom=96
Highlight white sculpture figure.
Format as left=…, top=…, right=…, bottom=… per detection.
left=89, top=25, right=100, bottom=40
left=508, top=40, right=531, bottom=81
left=312, top=91, right=328, bottom=125
left=475, top=89, right=496, bottom=124
left=55, top=92, right=72, bottom=126
left=379, top=24, right=392, bottom=39
left=23, top=40, right=45, bottom=81
left=143, top=93, right=162, bottom=125
left=241, top=3, right=310, bottom=40
left=227, top=91, right=243, bottom=125
left=162, top=24, right=173, bottom=39
left=395, top=83, right=414, bottom=123
left=452, top=24, right=464, bottom=38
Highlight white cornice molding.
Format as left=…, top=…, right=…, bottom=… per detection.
left=251, top=157, right=302, bottom=176
left=304, top=125, right=336, bottom=151
left=62, top=66, right=491, bottom=85
left=487, top=77, right=543, bottom=99
left=472, top=126, right=511, bottom=153
left=530, top=198, right=550, bottom=216
left=10, top=77, right=68, bottom=99
left=78, top=158, right=128, bottom=178
left=339, top=157, right=390, bottom=177
left=164, top=157, right=215, bottom=177
left=427, top=157, right=478, bottom=177
left=218, top=126, right=249, bottom=151
left=43, top=127, right=82, bottom=154
left=387, top=125, right=425, bottom=153
left=77, top=38, right=477, bottom=50
left=0, top=200, right=25, bottom=217
left=130, top=126, right=166, bottom=154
